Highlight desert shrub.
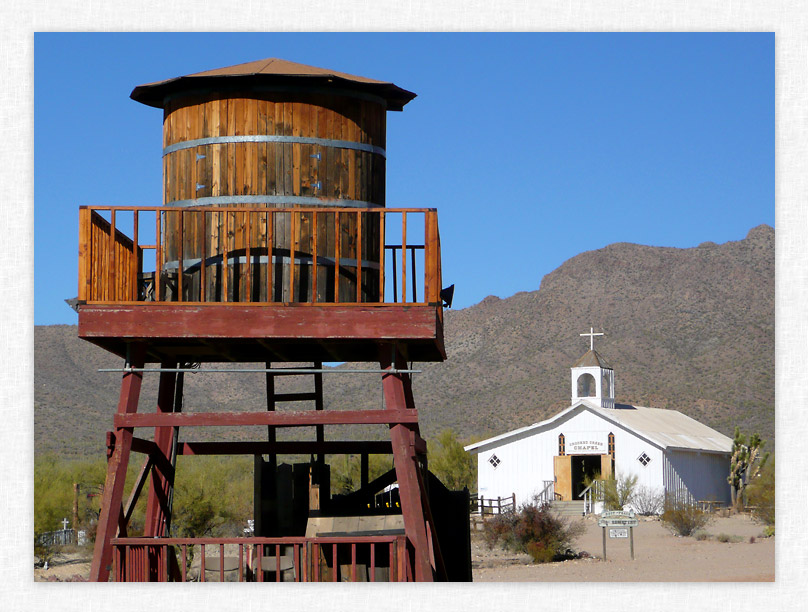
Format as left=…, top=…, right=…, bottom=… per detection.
left=746, top=455, right=774, bottom=527
left=694, top=531, right=711, bottom=541
left=602, top=474, right=638, bottom=511
left=483, top=497, right=585, bottom=563
left=716, top=533, right=743, bottom=544
left=632, top=486, right=665, bottom=515
left=661, top=497, right=710, bottom=537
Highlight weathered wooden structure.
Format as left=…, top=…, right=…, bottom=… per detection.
left=78, top=58, right=469, bottom=582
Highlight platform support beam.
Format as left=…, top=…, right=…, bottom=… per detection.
left=143, top=364, right=180, bottom=540
left=382, top=346, right=435, bottom=582
left=90, top=343, right=146, bottom=582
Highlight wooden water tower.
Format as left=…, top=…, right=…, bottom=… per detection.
left=77, top=58, right=467, bottom=582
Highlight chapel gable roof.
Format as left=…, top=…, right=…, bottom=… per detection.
left=465, top=401, right=732, bottom=455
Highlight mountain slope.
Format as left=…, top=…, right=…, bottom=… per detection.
left=34, top=225, right=774, bottom=458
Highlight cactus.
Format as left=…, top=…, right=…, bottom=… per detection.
left=727, top=427, right=768, bottom=511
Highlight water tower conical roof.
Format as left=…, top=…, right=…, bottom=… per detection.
left=130, top=57, right=417, bottom=111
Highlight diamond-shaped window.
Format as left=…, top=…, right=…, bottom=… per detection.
left=637, top=452, right=651, bottom=467
left=488, top=454, right=501, bottom=469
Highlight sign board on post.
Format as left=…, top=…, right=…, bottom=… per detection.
left=598, top=511, right=637, bottom=560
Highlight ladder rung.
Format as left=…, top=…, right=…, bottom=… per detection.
left=272, top=392, right=319, bottom=402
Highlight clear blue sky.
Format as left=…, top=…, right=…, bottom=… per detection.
left=34, top=32, right=773, bottom=325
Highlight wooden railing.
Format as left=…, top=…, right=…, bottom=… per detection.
left=469, top=493, right=516, bottom=516
left=78, top=206, right=442, bottom=307
left=111, top=535, right=411, bottom=582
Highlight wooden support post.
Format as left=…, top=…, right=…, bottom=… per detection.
left=143, top=364, right=179, bottom=540
left=90, top=343, right=146, bottom=582
left=382, top=346, right=433, bottom=582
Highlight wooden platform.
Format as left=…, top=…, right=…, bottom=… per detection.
left=77, top=302, right=445, bottom=363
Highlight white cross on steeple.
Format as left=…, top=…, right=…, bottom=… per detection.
left=580, top=327, right=604, bottom=351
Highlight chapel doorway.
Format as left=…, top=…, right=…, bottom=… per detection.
left=571, top=455, right=602, bottom=499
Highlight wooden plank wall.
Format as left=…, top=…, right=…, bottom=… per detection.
left=80, top=210, right=140, bottom=302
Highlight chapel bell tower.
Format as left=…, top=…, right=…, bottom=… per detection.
left=571, top=327, right=615, bottom=409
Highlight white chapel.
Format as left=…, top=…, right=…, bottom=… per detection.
left=464, top=328, right=733, bottom=513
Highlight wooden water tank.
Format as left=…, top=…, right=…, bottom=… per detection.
left=131, top=58, right=416, bottom=302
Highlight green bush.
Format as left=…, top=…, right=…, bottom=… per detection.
left=661, top=497, right=710, bottom=537
left=602, top=473, right=638, bottom=511
left=483, top=498, right=585, bottom=563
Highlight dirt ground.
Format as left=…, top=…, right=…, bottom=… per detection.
left=34, top=513, right=774, bottom=582
left=472, top=512, right=774, bottom=582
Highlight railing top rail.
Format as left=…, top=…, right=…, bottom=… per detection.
left=111, top=535, right=402, bottom=546
left=81, top=205, right=437, bottom=214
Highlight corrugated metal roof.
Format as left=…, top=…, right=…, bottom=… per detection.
left=465, top=401, right=732, bottom=454
left=573, top=349, right=611, bottom=369
left=130, top=57, right=417, bottom=111
left=595, top=404, right=732, bottom=453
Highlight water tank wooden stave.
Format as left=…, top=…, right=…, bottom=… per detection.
left=131, top=59, right=416, bottom=303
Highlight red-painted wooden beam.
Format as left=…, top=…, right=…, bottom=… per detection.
left=172, top=440, right=394, bottom=455
left=114, top=409, right=419, bottom=428
left=78, top=303, right=441, bottom=341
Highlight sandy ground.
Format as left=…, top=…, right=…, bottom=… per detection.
left=34, top=514, right=774, bottom=582
left=472, top=513, right=774, bottom=582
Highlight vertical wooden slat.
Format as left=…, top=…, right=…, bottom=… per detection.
left=200, top=544, right=205, bottom=582
left=155, top=211, right=162, bottom=301
left=332, top=543, right=338, bottom=582
left=220, top=543, right=225, bottom=582
left=312, top=210, right=318, bottom=303
left=294, top=543, right=300, bottom=583
left=222, top=211, right=230, bottom=301
left=267, top=210, right=273, bottom=302
left=401, top=212, right=407, bottom=303
left=378, top=210, right=385, bottom=303
left=289, top=210, right=296, bottom=301
left=257, top=544, right=263, bottom=582
left=356, top=211, right=362, bottom=302
left=334, top=211, right=340, bottom=303
left=181, top=544, right=187, bottom=582
left=351, top=544, right=356, bottom=582
left=370, top=543, right=376, bottom=582
left=275, top=544, right=281, bottom=582
left=132, top=212, right=139, bottom=301
left=238, top=543, right=244, bottom=582
left=108, top=210, right=116, bottom=302
left=177, top=210, right=184, bottom=302
left=78, top=209, right=89, bottom=301
left=200, top=212, right=207, bottom=302
left=245, top=209, right=252, bottom=302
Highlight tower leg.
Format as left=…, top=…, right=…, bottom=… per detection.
left=143, top=364, right=180, bottom=539
left=381, top=348, right=434, bottom=582
left=90, top=344, right=146, bottom=582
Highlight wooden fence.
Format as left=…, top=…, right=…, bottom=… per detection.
left=111, top=535, right=411, bottom=582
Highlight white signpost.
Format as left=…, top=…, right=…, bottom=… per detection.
left=598, top=511, right=638, bottom=560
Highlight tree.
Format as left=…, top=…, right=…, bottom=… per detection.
left=428, top=429, right=477, bottom=491
left=727, top=427, right=769, bottom=511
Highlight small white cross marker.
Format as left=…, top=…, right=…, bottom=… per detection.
left=580, top=327, right=604, bottom=351
left=61, top=517, right=70, bottom=531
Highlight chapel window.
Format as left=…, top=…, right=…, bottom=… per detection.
left=558, top=433, right=565, bottom=456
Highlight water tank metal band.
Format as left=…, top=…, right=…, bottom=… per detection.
left=165, top=195, right=382, bottom=208
left=163, top=135, right=386, bottom=157
left=162, top=254, right=380, bottom=272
